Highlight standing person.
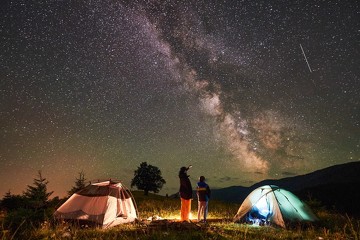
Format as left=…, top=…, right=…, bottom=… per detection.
left=196, top=176, right=211, bottom=223
left=179, top=166, right=193, bottom=222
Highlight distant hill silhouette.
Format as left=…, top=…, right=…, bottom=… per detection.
left=211, top=161, right=360, bottom=216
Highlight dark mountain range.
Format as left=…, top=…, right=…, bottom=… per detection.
left=211, top=161, right=360, bottom=216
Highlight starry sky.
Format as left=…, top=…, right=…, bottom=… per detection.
left=1, top=0, right=359, bottom=198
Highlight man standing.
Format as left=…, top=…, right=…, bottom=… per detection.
left=179, top=166, right=193, bottom=222
left=196, top=176, right=211, bottom=223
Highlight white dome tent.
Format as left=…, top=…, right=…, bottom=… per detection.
left=55, top=180, right=138, bottom=228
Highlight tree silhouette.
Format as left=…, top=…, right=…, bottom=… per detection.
left=68, top=171, right=87, bottom=197
left=1, top=190, right=26, bottom=211
left=131, top=162, right=166, bottom=195
left=23, top=170, right=53, bottom=209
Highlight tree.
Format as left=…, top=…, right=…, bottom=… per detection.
left=68, top=171, right=87, bottom=197
left=1, top=190, right=26, bottom=211
left=23, top=170, right=53, bottom=209
left=131, top=162, right=166, bottom=195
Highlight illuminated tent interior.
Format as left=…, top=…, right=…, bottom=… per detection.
left=233, top=185, right=318, bottom=228
left=54, top=180, right=138, bottom=228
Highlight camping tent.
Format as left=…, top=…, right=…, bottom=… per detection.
left=233, top=185, right=317, bottom=228
left=54, top=180, right=138, bottom=228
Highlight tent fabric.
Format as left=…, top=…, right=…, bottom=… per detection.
left=233, top=185, right=317, bottom=228
left=54, top=180, right=137, bottom=228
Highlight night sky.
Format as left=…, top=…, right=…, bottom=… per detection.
left=1, top=0, right=359, bottom=197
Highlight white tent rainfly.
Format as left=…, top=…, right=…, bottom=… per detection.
left=55, top=180, right=138, bottom=228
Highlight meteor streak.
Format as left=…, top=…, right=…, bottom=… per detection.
left=300, top=44, right=312, bottom=73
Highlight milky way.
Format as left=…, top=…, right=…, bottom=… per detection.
left=1, top=0, right=359, bottom=196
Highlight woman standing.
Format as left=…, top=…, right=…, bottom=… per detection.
left=179, top=166, right=193, bottom=222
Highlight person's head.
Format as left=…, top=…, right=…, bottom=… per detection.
left=199, top=176, right=205, bottom=182
left=180, top=165, right=192, bottom=173
left=179, top=165, right=192, bottom=176
left=180, top=166, right=187, bottom=174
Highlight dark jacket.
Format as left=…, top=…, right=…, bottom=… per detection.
left=196, top=181, right=211, bottom=202
left=179, top=170, right=193, bottom=200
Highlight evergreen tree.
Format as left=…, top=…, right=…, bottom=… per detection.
left=68, top=171, right=87, bottom=196
left=131, top=162, right=166, bottom=195
left=23, top=170, right=53, bottom=209
left=1, top=190, right=26, bottom=211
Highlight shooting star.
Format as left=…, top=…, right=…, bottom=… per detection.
left=300, top=44, right=312, bottom=73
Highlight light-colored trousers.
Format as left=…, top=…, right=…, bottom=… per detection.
left=197, top=201, right=208, bottom=221
left=180, top=198, right=191, bottom=221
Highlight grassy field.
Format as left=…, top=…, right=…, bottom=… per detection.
left=1, top=191, right=359, bottom=240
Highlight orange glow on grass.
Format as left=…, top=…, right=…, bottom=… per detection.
left=166, top=212, right=197, bottom=221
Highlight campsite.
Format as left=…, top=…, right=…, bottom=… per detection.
left=2, top=0, right=358, bottom=239
left=1, top=190, right=359, bottom=239
left=1, top=162, right=360, bottom=239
